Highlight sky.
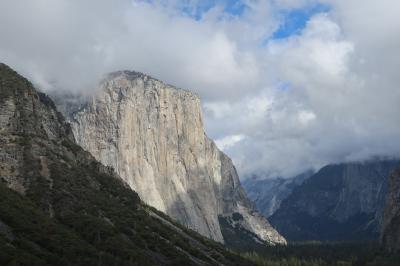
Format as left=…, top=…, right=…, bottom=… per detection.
left=0, top=0, right=400, bottom=179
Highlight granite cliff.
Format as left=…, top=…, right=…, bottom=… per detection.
left=56, top=70, right=285, bottom=246
left=0, top=63, right=254, bottom=265
left=270, top=160, right=400, bottom=241
left=381, top=168, right=400, bottom=252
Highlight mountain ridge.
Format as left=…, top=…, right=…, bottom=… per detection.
left=53, top=69, right=286, bottom=246
left=270, top=160, right=400, bottom=242
left=0, top=62, right=254, bottom=265
left=243, top=171, right=312, bottom=218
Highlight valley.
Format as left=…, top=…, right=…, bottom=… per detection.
left=0, top=63, right=399, bottom=265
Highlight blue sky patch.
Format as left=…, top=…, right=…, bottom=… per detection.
left=223, top=0, right=246, bottom=16
left=179, top=0, right=215, bottom=20
left=272, top=3, right=330, bottom=39
left=176, top=0, right=247, bottom=20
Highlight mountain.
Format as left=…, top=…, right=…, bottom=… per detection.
left=243, top=171, right=312, bottom=217
left=0, top=63, right=253, bottom=265
left=270, top=160, right=400, bottom=242
left=53, top=70, right=286, bottom=247
left=381, top=168, right=400, bottom=252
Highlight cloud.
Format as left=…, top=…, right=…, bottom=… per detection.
left=215, top=134, right=246, bottom=150
left=205, top=10, right=400, bottom=178
left=0, top=0, right=399, bottom=179
left=0, top=0, right=275, bottom=99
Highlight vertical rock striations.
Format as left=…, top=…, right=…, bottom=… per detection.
left=61, top=70, right=285, bottom=245
left=381, top=168, right=400, bottom=252
left=0, top=63, right=256, bottom=265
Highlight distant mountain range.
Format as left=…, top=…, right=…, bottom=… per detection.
left=248, top=160, right=400, bottom=242
left=243, top=171, right=312, bottom=217
left=0, top=63, right=263, bottom=264
left=2, top=61, right=400, bottom=263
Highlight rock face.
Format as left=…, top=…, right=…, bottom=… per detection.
left=58, top=70, right=285, bottom=245
left=270, top=160, right=400, bottom=241
left=243, top=172, right=311, bottom=217
left=0, top=64, right=76, bottom=195
left=381, top=168, right=400, bottom=252
left=0, top=63, right=254, bottom=265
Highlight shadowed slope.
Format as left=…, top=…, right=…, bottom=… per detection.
left=0, top=63, right=252, bottom=265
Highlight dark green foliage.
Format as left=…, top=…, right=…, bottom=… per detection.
left=0, top=136, right=249, bottom=265
left=0, top=63, right=30, bottom=104
left=16, top=135, right=31, bottom=146
left=232, top=212, right=244, bottom=222
left=0, top=183, right=99, bottom=266
left=0, top=155, right=251, bottom=265
left=219, top=216, right=268, bottom=251
left=0, top=63, right=253, bottom=265
left=61, top=139, right=81, bottom=154
left=239, top=242, right=400, bottom=266
left=220, top=208, right=400, bottom=266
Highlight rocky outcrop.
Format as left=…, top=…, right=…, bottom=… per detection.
left=57, top=70, right=285, bottom=245
left=381, top=168, right=400, bottom=252
left=243, top=172, right=311, bottom=217
left=0, top=64, right=76, bottom=195
left=270, top=160, right=400, bottom=241
left=0, top=63, right=254, bottom=265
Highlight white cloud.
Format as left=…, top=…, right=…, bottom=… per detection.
left=205, top=9, right=400, bottom=178
left=0, top=0, right=267, bottom=99
left=298, top=110, right=316, bottom=126
left=215, top=134, right=246, bottom=150
left=1, top=0, right=399, bottom=179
